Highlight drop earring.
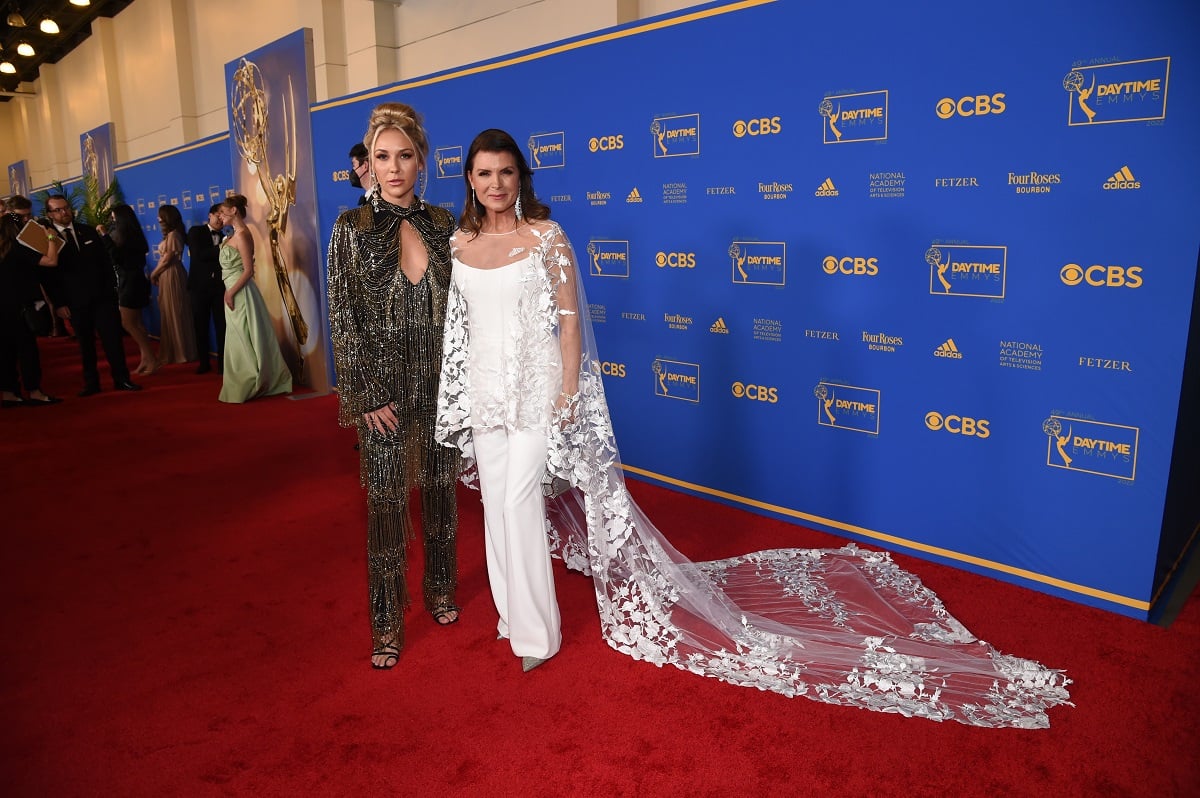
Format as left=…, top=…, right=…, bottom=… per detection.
left=418, top=169, right=427, bottom=202
left=515, top=192, right=524, bottom=221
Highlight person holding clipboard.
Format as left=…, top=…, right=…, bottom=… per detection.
left=0, top=205, right=62, bottom=406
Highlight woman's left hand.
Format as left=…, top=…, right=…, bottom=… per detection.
left=555, top=391, right=577, bottom=427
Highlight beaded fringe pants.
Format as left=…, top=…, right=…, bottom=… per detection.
left=360, top=414, right=458, bottom=651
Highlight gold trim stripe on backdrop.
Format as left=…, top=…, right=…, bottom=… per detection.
left=622, top=464, right=1154, bottom=612
left=312, top=0, right=778, bottom=112
left=115, top=133, right=232, bottom=171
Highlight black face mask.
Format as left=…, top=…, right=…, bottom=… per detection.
left=348, top=165, right=363, bottom=190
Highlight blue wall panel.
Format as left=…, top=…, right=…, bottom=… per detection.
left=51, top=0, right=1196, bottom=619
left=309, top=0, right=1199, bottom=618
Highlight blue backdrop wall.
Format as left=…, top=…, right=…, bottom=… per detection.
left=34, top=0, right=1199, bottom=619
left=112, top=134, right=234, bottom=345
left=308, top=0, right=1199, bottom=620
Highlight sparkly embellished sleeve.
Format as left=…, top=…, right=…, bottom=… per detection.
left=327, top=208, right=389, bottom=427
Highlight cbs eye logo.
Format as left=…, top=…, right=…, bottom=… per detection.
left=822, top=256, right=878, bottom=276
left=732, top=117, right=782, bottom=137
left=925, top=411, right=990, bottom=438
left=588, top=135, right=624, bottom=152
left=656, top=251, right=696, bottom=268
left=936, top=94, right=1006, bottom=119
left=732, top=381, right=779, bottom=403
left=1060, top=263, right=1143, bottom=288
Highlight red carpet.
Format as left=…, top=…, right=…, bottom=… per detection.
left=2, top=336, right=1198, bottom=796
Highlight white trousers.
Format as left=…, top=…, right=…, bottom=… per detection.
left=472, top=426, right=562, bottom=659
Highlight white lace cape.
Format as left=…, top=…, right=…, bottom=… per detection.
left=434, top=222, right=1072, bottom=728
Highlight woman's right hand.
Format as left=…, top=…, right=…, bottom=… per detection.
left=364, top=402, right=399, bottom=434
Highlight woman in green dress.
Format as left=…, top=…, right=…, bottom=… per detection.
left=217, top=194, right=291, bottom=404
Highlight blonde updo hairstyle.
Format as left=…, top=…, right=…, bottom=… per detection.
left=363, top=102, right=429, bottom=185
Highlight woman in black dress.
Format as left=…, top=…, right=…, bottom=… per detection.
left=99, top=204, right=158, bottom=375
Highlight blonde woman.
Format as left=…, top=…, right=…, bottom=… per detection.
left=327, top=102, right=460, bottom=669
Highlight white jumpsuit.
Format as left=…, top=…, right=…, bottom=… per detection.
left=453, top=255, right=562, bottom=660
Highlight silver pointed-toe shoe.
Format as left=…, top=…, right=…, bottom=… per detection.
left=521, top=656, right=548, bottom=672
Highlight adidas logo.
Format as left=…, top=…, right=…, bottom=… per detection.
left=814, top=178, right=839, bottom=197
left=934, top=338, right=963, bottom=359
left=1102, top=165, right=1140, bottom=190
left=709, top=317, right=730, bottom=334
left=626, top=187, right=643, bottom=203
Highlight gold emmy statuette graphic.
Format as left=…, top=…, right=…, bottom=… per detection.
left=650, top=120, right=667, bottom=156
left=83, top=133, right=99, bottom=182
left=925, top=247, right=952, bottom=293
left=729, top=243, right=747, bottom=282
left=527, top=136, right=541, bottom=169
left=1043, top=418, right=1073, bottom=467
left=587, top=242, right=601, bottom=275
left=814, top=384, right=836, bottom=425
left=1063, top=70, right=1097, bottom=123
left=231, top=58, right=309, bottom=349
left=819, top=99, right=842, bottom=141
left=434, top=150, right=445, bottom=178
left=653, top=360, right=667, bottom=395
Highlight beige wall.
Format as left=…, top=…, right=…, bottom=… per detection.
left=1, top=0, right=697, bottom=190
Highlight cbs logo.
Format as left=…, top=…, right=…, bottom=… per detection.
left=822, top=256, right=878, bottom=276
left=600, top=361, right=626, bottom=378
left=733, top=117, right=782, bottom=137
left=936, top=94, right=1007, bottom=119
left=656, top=252, right=696, bottom=268
left=1060, top=264, right=1143, bottom=288
left=732, top=382, right=779, bottom=403
left=588, top=136, right=624, bottom=152
left=925, top=411, right=990, bottom=438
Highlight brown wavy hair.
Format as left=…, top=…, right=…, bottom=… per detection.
left=458, top=128, right=550, bottom=236
left=157, top=203, right=184, bottom=234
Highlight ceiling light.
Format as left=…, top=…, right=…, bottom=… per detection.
left=0, top=61, right=15, bottom=75
left=70, top=0, right=92, bottom=7
left=16, top=42, right=34, bottom=57
left=40, top=18, right=60, bottom=34
left=7, top=12, right=27, bottom=27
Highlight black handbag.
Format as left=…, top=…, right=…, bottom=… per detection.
left=541, top=468, right=571, bottom=499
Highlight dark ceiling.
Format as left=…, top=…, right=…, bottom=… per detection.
left=1, top=0, right=134, bottom=100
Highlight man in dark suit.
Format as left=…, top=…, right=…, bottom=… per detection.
left=186, top=204, right=228, bottom=374
left=45, top=195, right=139, bottom=396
